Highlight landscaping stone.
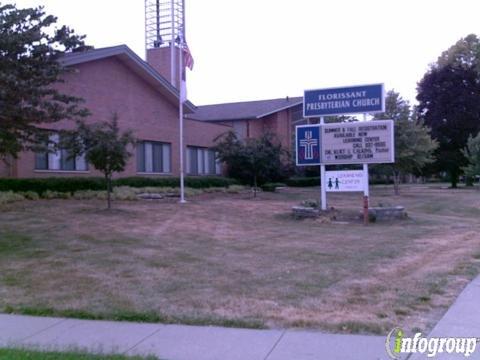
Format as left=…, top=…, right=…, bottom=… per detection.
left=292, top=206, right=319, bottom=219
left=367, top=206, right=407, bottom=221
left=137, top=193, right=164, bottom=200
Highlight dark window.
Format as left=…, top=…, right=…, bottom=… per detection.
left=137, top=141, right=171, bottom=173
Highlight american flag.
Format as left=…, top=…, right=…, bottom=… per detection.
left=183, top=43, right=194, bottom=70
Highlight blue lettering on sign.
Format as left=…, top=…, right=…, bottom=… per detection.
left=304, top=84, right=384, bottom=117
left=296, top=125, right=321, bottom=166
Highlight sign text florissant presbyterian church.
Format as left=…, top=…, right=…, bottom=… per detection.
left=303, top=84, right=384, bottom=117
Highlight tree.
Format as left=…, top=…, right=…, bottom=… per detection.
left=463, top=132, right=480, bottom=182
left=373, top=90, right=437, bottom=194
left=66, top=115, right=135, bottom=209
left=417, top=34, right=480, bottom=188
left=213, top=131, right=292, bottom=197
left=437, top=34, right=480, bottom=72
left=0, top=4, right=90, bottom=161
left=417, top=64, right=480, bottom=187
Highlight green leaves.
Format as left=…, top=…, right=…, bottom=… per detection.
left=213, top=131, right=292, bottom=191
left=0, top=3, right=91, bottom=159
left=373, top=90, right=437, bottom=194
left=462, top=133, right=480, bottom=178
left=417, top=40, right=480, bottom=187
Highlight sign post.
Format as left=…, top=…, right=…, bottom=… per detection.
left=319, top=116, right=326, bottom=210
left=298, top=83, right=392, bottom=223
left=362, top=114, right=369, bottom=224
left=363, top=163, right=369, bottom=224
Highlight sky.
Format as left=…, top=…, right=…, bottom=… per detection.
left=6, top=0, right=480, bottom=106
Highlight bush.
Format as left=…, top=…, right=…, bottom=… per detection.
left=285, top=177, right=320, bottom=187
left=225, top=185, right=247, bottom=194
left=19, top=191, right=40, bottom=200
left=0, top=176, right=238, bottom=195
left=261, top=182, right=287, bottom=192
left=300, top=199, right=319, bottom=208
left=112, top=176, right=236, bottom=189
left=0, top=191, right=25, bottom=204
left=41, top=190, right=71, bottom=199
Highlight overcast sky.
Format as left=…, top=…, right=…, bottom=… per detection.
left=7, top=0, right=480, bottom=106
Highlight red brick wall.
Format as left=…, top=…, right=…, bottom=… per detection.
left=13, top=56, right=230, bottom=178
left=146, top=47, right=181, bottom=89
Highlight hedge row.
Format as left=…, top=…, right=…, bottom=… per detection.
left=0, top=176, right=238, bottom=194
left=285, top=177, right=320, bottom=187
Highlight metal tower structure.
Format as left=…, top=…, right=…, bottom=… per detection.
left=145, top=0, right=185, bottom=84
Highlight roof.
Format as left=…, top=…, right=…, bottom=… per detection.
left=61, top=45, right=196, bottom=113
left=187, top=97, right=303, bottom=122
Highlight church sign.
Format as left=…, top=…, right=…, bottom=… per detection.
left=321, top=120, right=394, bottom=165
left=303, top=84, right=385, bottom=117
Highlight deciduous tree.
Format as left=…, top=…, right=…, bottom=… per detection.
left=463, top=132, right=480, bottom=183
left=213, top=131, right=292, bottom=197
left=66, top=115, right=135, bottom=209
left=417, top=64, right=480, bottom=187
left=0, top=3, right=90, bottom=161
left=374, top=90, right=437, bottom=194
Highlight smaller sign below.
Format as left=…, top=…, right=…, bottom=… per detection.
left=325, top=170, right=364, bottom=192
left=296, top=124, right=321, bottom=166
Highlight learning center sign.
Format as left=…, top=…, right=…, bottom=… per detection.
left=321, top=120, right=394, bottom=165
left=325, top=170, right=364, bottom=192
left=304, top=84, right=384, bottom=117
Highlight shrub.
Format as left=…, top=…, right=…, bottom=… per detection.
left=261, top=182, right=287, bottom=192
left=285, top=177, right=320, bottom=187
left=72, top=190, right=107, bottom=200
left=300, top=199, right=319, bottom=208
left=0, top=176, right=238, bottom=195
left=112, top=186, right=138, bottom=201
left=0, top=191, right=25, bottom=204
left=19, top=191, right=40, bottom=200
left=225, top=185, right=247, bottom=194
left=41, top=190, right=71, bottom=199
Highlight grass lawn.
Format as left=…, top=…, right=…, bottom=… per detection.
left=1, top=184, right=480, bottom=335
left=0, top=348, right=156, bottom=359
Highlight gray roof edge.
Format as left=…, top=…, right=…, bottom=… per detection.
left=255, top=100, right=303, bottom=119
left=185, top=117, right=233, bottom=127
left=60, top=45, right=196, bottom=113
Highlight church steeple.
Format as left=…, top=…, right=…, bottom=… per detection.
left=145, top=0, right=185, bottom=89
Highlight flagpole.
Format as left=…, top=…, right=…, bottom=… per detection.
left=179, top=32, right=186, bottom=204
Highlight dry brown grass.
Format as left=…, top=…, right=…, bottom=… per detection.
left=1, top=184, right=480, bottom=334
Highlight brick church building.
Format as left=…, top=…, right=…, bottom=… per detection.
left=1, top=2, right=308, bottom=179
left=1, top=43, right=307, bottom=179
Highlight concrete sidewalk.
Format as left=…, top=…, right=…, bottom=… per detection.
left=1, top=275, right=480, bottom=360
left=0, top=314, right=386, bottom=360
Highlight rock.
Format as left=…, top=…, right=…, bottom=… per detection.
left=292, top=206, right=319, bottom=219
left=137, top=193, right=164, bottom=200
left=364, top=206, right=407, bottom=221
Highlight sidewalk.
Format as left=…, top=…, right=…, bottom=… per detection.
left=0, top=315, right=386, bottom=360
left=1, top=275, right=479, bottom=360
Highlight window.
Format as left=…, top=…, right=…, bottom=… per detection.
left=137, top=141, right=171, bottom=173
left=35, top=133, right=88, bottom=171
left=187, top=146, right=221, bottom=175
